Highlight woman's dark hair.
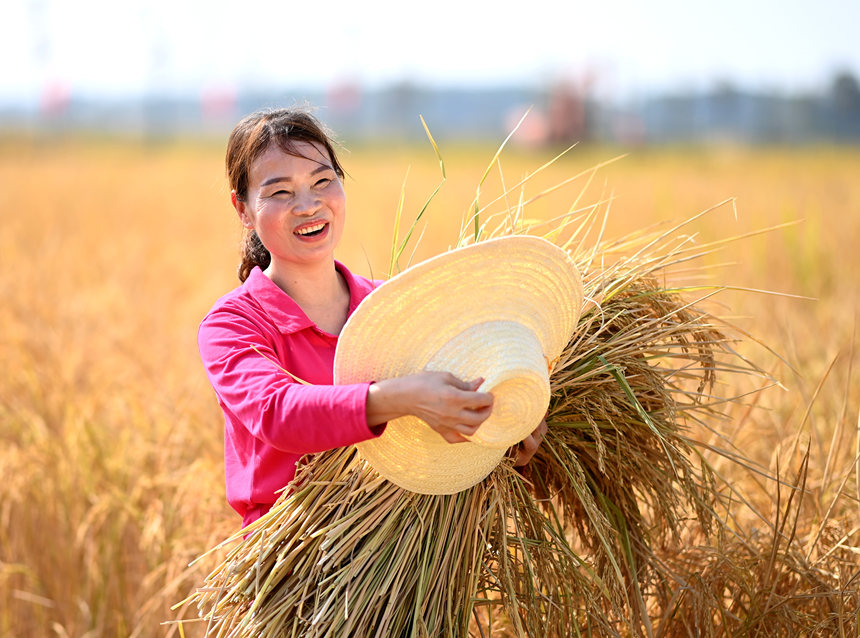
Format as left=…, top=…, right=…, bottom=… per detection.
left=225, top=108, right=345, bottom=282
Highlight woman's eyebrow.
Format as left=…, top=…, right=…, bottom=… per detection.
left=260, top=164, right=333, bottom=188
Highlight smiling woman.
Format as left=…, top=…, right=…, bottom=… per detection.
left=233, top=142, right=348, bottom=329
left=197, top=108, right=547, bottom=528
left=225, top=110, right=348, bottom=284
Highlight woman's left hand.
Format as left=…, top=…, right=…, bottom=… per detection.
left=512, top=419, right=548, bottom=467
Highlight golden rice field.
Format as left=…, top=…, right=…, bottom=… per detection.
left=0, top=135, right=858, bottom=636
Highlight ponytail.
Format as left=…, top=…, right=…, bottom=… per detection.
left=238, top=230, right=271, bottom=283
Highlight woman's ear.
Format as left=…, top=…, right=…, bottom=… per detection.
left=232, top=190, right=255, bottom=229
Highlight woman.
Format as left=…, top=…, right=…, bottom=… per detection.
left=198, top=108, right=545, bottom=527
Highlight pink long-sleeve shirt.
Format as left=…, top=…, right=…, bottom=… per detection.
left=198, top=263, right=384, bottom=527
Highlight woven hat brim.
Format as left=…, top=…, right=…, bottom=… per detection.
left=355, top=416, right=506, bottom=495
left=334, top=235, right=583, bottom=494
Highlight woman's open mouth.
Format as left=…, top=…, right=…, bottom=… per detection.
left=294, top=221, right=328, bottom=238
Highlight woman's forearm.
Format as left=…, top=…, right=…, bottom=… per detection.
left=364, top=372, right=494, bottom=443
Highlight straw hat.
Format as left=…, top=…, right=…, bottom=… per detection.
left=334, top=236, right=583, bottom=494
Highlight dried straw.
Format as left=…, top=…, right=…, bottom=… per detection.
left=178, top=196, right=773, bottom=636
left=177, top=129, right=796, bottom=635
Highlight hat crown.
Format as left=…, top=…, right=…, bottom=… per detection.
left=426, top=320, right=550, bottom=449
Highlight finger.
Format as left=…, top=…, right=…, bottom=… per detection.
left=454, top=389, right=494, bottom=410
left=514, top=450, right=529, bottom=467
left=438, top=428, right=470, bottom=444
left=513, top=442, right=532, bottom=467
left=457, top=405, right=493, bottom=426
left=519, top=433, right=540, bottom=456
left=443, top=372, right=476, bottom=391
left=466, top=377, right=485, bottom=391
left=451, top=421, right=481, bottom=437
left=443, top=374, right=487, bottom=393
left=513, top=431, right=543, bottom=467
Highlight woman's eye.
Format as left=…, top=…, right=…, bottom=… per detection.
left=271, top=189, right=292, bottom=197
left=315, top=178, right=331, bottom=188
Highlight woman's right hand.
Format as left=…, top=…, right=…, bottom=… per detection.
left=366, top=371, right=494, bottom=443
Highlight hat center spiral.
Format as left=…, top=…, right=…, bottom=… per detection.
left=425, top=321, right=551, bottom=449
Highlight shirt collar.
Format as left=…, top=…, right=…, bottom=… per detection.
left=244, top=261, right=365, bottom=335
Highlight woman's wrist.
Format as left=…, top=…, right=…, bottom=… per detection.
left=365, top=378, right=408, bottom=426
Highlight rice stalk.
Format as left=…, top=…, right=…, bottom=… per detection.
left=652, top=448, right=859, bottom=637
left=178, top=135, right=851, bottom=635
left=179, top=201, right=779, bottom=636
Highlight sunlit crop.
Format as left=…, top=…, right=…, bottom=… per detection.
left=1, top=137, right=857, bottom=636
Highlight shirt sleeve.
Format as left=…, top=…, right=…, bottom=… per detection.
left=198, top=309, right=384, bottom=455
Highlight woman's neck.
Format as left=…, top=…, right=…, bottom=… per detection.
left=266, top=259, right=351, bottom=335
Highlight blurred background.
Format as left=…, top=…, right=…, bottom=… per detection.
left=2, top=1, right=859, bottom=636
left=3, top=0, right=860, bottom=145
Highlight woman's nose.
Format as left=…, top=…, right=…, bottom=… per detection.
left=291, top=188, right=320, bottom=215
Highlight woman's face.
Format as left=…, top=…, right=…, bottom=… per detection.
left=234, top=141, right=346, bottom=270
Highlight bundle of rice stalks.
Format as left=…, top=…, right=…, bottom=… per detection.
left=178, top=133, right=775, bottom=636
left=179, top=205, right=772, bottom=637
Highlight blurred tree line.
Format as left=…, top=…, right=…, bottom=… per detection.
left=4, top=70, right=860, bottom=146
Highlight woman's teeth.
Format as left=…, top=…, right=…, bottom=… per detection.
left=295, top=222, right=326, bottom=236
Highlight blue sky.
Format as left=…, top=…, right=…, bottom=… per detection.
left=3, top=0, right=859, bottom=103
